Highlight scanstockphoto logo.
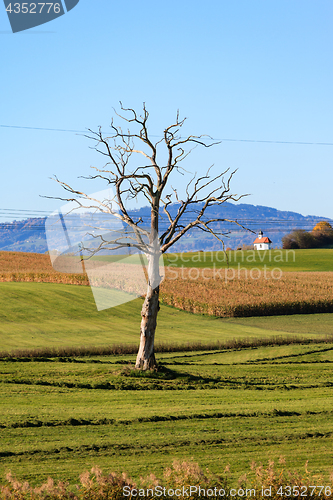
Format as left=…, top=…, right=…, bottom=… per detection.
left=3, top=0, right=80, bottom=33
left=45, top=189, right=165, bottom=312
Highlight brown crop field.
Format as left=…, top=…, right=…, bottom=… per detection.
left=0, top=251, right=89, bottom=285
left=160, top=267, right=333, bottom=317
left=0, top=251, right=53, bottom=273
left=1, top=251, right=333, bottom=317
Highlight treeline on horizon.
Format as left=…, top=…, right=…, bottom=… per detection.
left=282, top=221, right=333, bottom=249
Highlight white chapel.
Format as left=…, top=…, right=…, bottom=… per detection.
left=253, top=230, right=272, bottom=250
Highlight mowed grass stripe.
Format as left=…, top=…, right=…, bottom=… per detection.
left=3, top=375, right=333, bottom=391
left=2, top=282, right=333, bottom=354
left=2, top=407, right=333, bottom=430
left=2, top=346, right=333, bottom=483
left=3, top=346, right=333, bottom=391
left=1, top=414, right=333, bottom=462
left=1, top=383, right=333, bottom=426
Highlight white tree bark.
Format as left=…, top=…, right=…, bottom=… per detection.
left=135, top=284, right=159, bottom=370
left=135, top=248, right=161, bottom=370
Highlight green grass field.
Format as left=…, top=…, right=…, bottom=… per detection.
left=1, top=344, right=333, bottom=485
left=1, top=282, right=333, bottom=353
left=164, top=248, right=333, bottom=272
left=1, top=281, right=333, bottom=486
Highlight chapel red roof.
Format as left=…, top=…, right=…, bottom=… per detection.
left=253, top=237, right=272, bottom=244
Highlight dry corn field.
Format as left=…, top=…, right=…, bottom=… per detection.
left=0, top=251, right=89, bottom=285
left=1, top=251, right=333, bottom=317
left=160, top=267, right=333, bottom=317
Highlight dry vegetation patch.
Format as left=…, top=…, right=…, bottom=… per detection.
left=0, top=251, right=53, bottom=273
left=160, top=268, right=333, bottom=317
left=0, top=251, right=88, bottom=285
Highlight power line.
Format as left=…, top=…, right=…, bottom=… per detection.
left=0, top=219, right=331, bottom=228
left=1, top=124, right=333, bottom=146
left=0, top=208, right=50, bottom=214
left=0, top=216, right=331, bottom=224
left=0, top=124, right=85, bottom=133
left=0, top=207, right=331, bottom=219
left=219, top=138, right=333, bottom=146
left=0, top=207, right=331, bottom=222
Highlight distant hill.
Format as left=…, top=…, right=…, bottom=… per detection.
left=0, top=218, right=47, bottom=253
left=0, top=203, right=330, bottom=253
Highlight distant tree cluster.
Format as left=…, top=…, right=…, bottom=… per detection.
left=282, top=221, right=333, bottom=249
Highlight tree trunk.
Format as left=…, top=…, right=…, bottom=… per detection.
left=135, top=284, right=160, bottom=370
left=135, top=201, right=161, bottom=370
left=135, top=243, right=161, bottom=370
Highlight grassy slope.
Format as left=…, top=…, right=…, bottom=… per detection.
left=1, top=282, right=333, bottom=352
left=1, top=344, right=333, bottom=484
left=165, top=248, right=333, bottom=272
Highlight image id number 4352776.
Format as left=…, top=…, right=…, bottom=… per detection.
left=5, top=3, right=61, bottom=13
left=276, top=486, right=332, bottom=496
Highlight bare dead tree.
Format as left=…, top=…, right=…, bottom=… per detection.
left=50, top=103, right=248, bottom=370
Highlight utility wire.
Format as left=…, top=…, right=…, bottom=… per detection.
left=0, top=208, right=331, bottom=221
left=1, top=124, right=333, bottom=146
left=0, top=215, right=331, bottom=224
left=0, top=124, right=85, bottom=133
left=0, top=209, right=331, bottom=223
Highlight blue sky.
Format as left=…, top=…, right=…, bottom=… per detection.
left=1, top=0, right=332, bottom=222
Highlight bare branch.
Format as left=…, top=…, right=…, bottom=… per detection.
left=48, top=103, right=249, bottom=260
